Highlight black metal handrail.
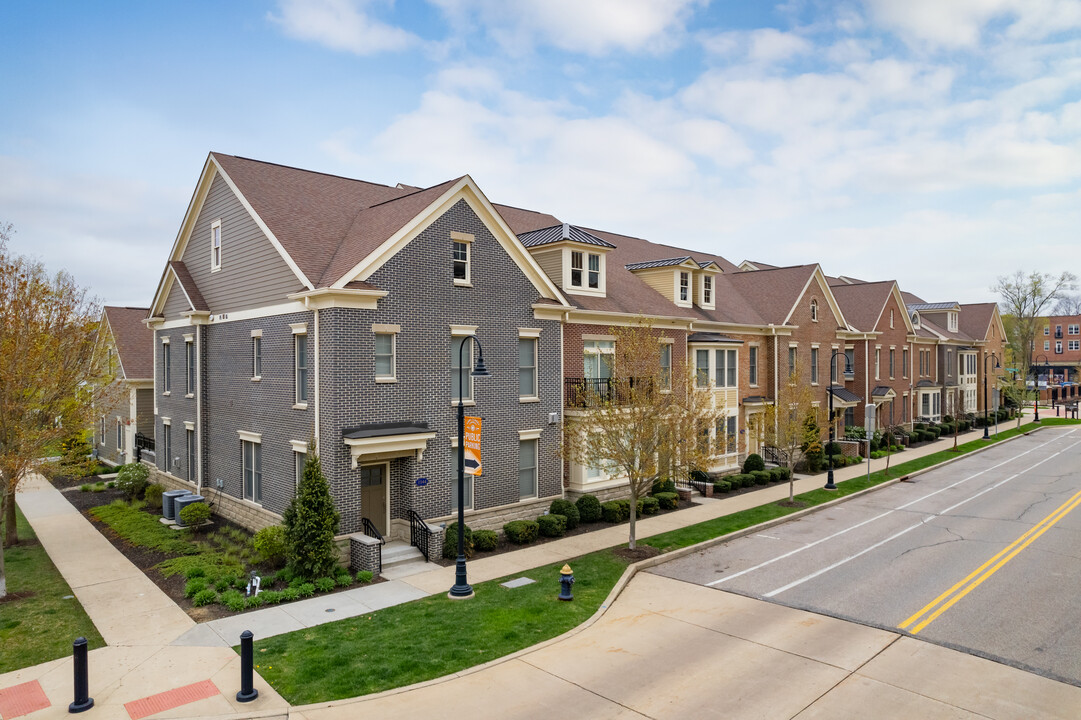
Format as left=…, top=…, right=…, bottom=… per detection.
left=408, top=509, right=432, bottom=563
left=564, top=377, right=654, bottom=408
left=361, top=517, right=384, bottom=574
left=763, top=446, right=789, bottom=466
left=135, top=432, right=155, bottom=451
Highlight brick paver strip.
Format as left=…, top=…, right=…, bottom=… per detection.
left=0, top=679, right=51, bottom=719
left=124, top=679, right=220, bottom=720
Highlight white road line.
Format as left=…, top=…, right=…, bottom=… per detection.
left=706, top=429, right=1073, bottom=588
left=764, top=434, right=1081, bottom=597
left=756, top=534, right=781, bottom=540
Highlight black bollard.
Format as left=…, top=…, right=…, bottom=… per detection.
left=236, top=630, right=259, bottom=703
left=69, top=637, right=94, bottom=713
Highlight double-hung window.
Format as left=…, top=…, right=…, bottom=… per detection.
left=185, top=339, right=195, bottom=396
left=186, top=429, right=196, bottom=483
left=810, top=300, right=818, bottom=322
left=583, top=340, right=614, bottom=382
left=715, top=348, right=736, bottom=387
left=116, top=419, right=123, bottom=451
left=452, top=241, right=469, bottom=283
left=162, top=340, right=171, bottom=393
left=703, top=275, right=713, bottom=305
left=659, top=343, right=672, bottom=390
left=875, top=349, right=881, bottom=379
left=889, top=349, right=895, bottom=378
left=375, top=333, right=395, bottom=381
left=903, top=348, right=909, bottom=378
left=716, top=416, right=737, bottom=454
left=294, top=450, right=307, bottom=489
left=452, top=336, right=474, bottom=403
left=748, top=346, right=758, bottom=385
left=570, top=251, right=583, bottom=287
left=518, top=338, right=537, bottom=398
left=210, top=220, right=222, bottom=271
left=788, top=346, right=797, bottom=378
left=587, top=253, right=600, bottom=289
left=679, top=272, right=690, bottom=302
left=161, top=422, right=171, bottom=472
left=810, top=347, right=819, bottom=384
left=696, top=349, right=710, bottom=388
left=519, top=438, right=538, bottom=499
left=251, top=332, right=262, bottom=379
left=242, top=440, right=262, bottom=503
left=294, top=332, right=309, bottom=405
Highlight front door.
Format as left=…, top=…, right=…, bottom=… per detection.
left=360, top=463, right=388, bottom=536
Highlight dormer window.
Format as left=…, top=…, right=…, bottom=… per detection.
left=571, top=251, right=602, bottom=289
left=810, top=299, right=818, bottom=322
left=703, top=276, right=713, bottom=305
left=912, top=312, right=920, bottom=328
left=571, top=251, right=583, bottom=286
left=948, top=312, right=958, bottom=332
left=679, top=272, right=690, bottom=302
left=588, top=253, right=600, bottom=289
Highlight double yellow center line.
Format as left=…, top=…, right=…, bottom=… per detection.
left=899, top=487, right=1081, bottom=635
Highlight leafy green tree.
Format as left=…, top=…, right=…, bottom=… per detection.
left=993, top=270, right=1077, bottom=387
left=283, top=445, right=340, bottom=580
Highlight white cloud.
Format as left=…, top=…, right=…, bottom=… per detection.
left=429, top=0, right=703, bottom=55
left=269, top=0, right=418, bottom=55
left=701, top=28, right=812, bottom=64
left=862, top=0, right=1081, bottom=49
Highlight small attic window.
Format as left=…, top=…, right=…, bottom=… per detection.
left=912, top=311, right=920, bottom=328
left=210, top=220, right=222, bottom=272
left=948, top=312, right=958, bottom=332
left=703, top=275, right=713, bottom=305
left=810, top=299, right=818, bottom=322
left=679, top=272, right=690, bottom=302
left=570, top=250, right=603, bottom=291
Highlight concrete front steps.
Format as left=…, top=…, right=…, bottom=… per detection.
left=379, top=540, right=433, bottom=580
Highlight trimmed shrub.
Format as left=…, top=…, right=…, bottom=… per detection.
left=741, top=473, right=757, bottom=488
left=576, top=494, right=603, bottom=523
left=283, top=450, right=340, bottom=581
left=253, top=526, right=289, bottom=568
left=655, top=491, right=679, bottom=509
left=184, top=577, right=209, bottom=598
left=473, top=529, right=498, bottom=551
left=537, top=513, right=567, bottom=538
left=743, top=453, right=765, bottom=473
left=259, top=590, right=283, bottom=605
left=601, top=500, right=625, bottom=523
left=220, top=589, right=246, bottom=612
left=914, top=422, right=927, bottom=430
left=641, top=496, right=660, bottom=515
left=712, top=480, right=731, bottom=494
left=144, top=483, right=165, bottom=511
left=355, top=570, right=374, bottom=584
left=549, top=499, right=580, bottom=530
left=191, top=589, right=217, bottom=607
left=442, top=522, right=474, bottom=560
left=651, top=478, right=676, bottom=494
left=314, top=576, right=336, bottom=593
left=769, top=467, right=785, bottom=482
left=179, top=502, right=211, bottom=528
left=752, top=470, right=771, bottom=486
left=504, top=520, right=539, bottom=545
left=116, top=462, right=150, bottom=499
left=776, top=466, right=792, bottom=481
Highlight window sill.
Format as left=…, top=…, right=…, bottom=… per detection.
left=210, top=266, right=221, bottom=274
left=453, top=280, right=473, bottom=288
left=452, top=400, right=476, bottom=407
left=519, top=396, right=540, bottom=403
left=162, top=391, right=171, bottom=396
left=251, top=376, right=261, bottom=382
left=293, top=403, right=308, bottom=410
left=240, top=498, right=263, bottom=509
left=375, top=377, right=397, bottom=384
left=185, top=393, right=195, bottom=399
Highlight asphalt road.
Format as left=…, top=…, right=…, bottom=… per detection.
left=649, top=426, right=1081, bottom=686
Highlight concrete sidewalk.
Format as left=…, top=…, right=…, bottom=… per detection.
left=4, top=413, right=1062, bottom=720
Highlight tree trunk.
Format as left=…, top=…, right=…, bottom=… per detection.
left=628, top=488, right=637, bottom=550
left=3, top=490, right=16, bottom=547
left=0, top=492, right=6, bottom=599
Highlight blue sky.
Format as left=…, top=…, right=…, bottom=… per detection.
left=1, top=0, right=1079, bottom=307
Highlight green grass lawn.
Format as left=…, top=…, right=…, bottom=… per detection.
left=248, top=418, right=1081, bottom=704
left=0, top=506, right=104, bottom=673
left=251, top=550, right=629, bottom=704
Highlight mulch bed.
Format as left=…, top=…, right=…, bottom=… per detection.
left=611, top=545, right=662, bottom=562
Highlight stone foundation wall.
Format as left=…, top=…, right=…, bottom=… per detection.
left=565, top=485, right=631, bottom=504
left=349, top=534, right=381, bottom=574
left=145, top=463, right=282, bottom=532
left=428, top=494, right=560, bottom=533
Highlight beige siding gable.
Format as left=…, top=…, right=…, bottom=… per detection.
left=180, top=172, right=305, bottom=312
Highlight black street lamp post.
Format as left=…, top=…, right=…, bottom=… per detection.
left=1032, top=353, right=1049, bottom=423
left=825, top=349, right=848, bottom=491
left=983, top=352, right=1000, bottom=440
left=449, top=335, right=490, bottom=600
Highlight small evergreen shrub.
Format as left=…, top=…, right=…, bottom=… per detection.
left=752, top=470, right=771, bottom=486
left=777, top=466, right=792, bottom=481
left=651, top=478, right=676, bottom=494
left=253, top=526, right=289, bottom=567
left=473, top=529, right=498, bottom=551
left=179, top=502, right=210, bottom=528
left=601, top=500, right=625, bottom=523
left=116, top=462, right=150, bottom=499
left=355, top=570, right=374, bottom=583
left=144, top=483, right=165, bottom=511
left=79, top=484, right=90, bottom=492
left=442, top=522, right=474, bottom=560
left=504, top=519, right=539, bottom=544
left=549, top=499, right=580, bottom=530
left=283, top=450, right=340, bottom=581
left=712, top=480, right=731, bottom=494
left=537, top=513, right=567, bottom=537
left=743, top=453, right=765, bottom=473
left=738, top=473, right=756, bottom=488
left=192, top=589, right=217, bottom=607
left=655, top=491, right=679, bottom=509
left=769, top=467, right=785, bottom=482
left=576, top=494, right=603, bottom=523
left=314, top=576, right=336, bottom=593
left=641, top=496, right=660, bottom=515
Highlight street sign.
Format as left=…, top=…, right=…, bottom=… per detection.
left=992, top=388, right=1000, bottom=413
left=463, top=416, right=482, bottom=476
left=865, top=404, right=876, bottom=435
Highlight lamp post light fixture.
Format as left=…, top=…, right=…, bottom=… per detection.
left=983, top=352, right=1000, bottom=440
left=825, top=349, right=848, bottom=491
left=449, top=335, right=490, bottom=600
left=1032, top=353, right=1049, bottom=423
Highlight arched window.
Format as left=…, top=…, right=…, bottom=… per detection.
left=810, top=299, right=818, bottom=322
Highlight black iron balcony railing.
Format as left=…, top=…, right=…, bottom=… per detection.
left=564, top=377, right=654, bottom=408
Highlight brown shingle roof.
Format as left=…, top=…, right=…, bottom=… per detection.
left=494, top=204, right=563, bottom=235
left=831, top=281, right=894, bottom=332
left=103, top=306, right=153, bottom=379
left=168, top=261, right=209, bottom=312
left=959, top=302, right=998, bottom=341
left=721, top=265, right=820, bottom=325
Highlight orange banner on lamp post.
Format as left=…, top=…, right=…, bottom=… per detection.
left=463, top=416, right=482, bottom=476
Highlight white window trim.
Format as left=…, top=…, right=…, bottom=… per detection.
left=184, top=338, right=195, bottom=398
left=251, top=333, right=262, bottom=381
left=238, top=430, right=262, bottom=443
left=518, top=327, right=541, bottom=338
left=452, top=231, right=474, bottom=287
left=451, top=330, right=477, bottom=406
left=519, top=336, right=538, bottom=402
left=210, top=219, right=222, bottom=273
left=519, top=437, right=539, bottom=500
left=674, top=270, right=692, bottom=308
left=290, top=323, right=308, bottom=335
left=810, top=299, right=818, bottom=322
left=562, top=248, right=607, bottom=296
left=294, top=329, right=309, bottom=408
left=699, top=274, right=715, bottom=309
left=810, top=344, right=820, bottom=386
left=184, top=420, right=195, bottom=431
left=519, top=428, right=543, bottom=441
left=748, top=344, right=760, bottom=387
left=375, top=331, right=397, bottom=383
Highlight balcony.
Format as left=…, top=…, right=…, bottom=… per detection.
left=564, top=377, right=654, bottom=408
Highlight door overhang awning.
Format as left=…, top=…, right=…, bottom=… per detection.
left=343, top=421, right=436, bottom=468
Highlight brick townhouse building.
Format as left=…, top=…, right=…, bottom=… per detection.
left=93, top=306, right=154, bottom=466
left=1036, top=314, right=1081, bottom=389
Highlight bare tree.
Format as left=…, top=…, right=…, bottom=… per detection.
left=748, top=360, right=817, bottom=501
left=562, top=322, right=721, bottom=549
left=1052, top=294, right=1081, bottom=316
left=993, top=270, right=1077, bottom=386
left=0, top=224, right=115, bottom=598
